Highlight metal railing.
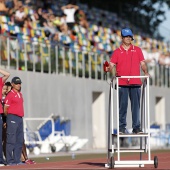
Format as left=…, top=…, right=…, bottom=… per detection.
left=0, top=35, right=169, bottom=87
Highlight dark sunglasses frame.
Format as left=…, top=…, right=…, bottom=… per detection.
left=14, top=83, right=21, bottom=85
left=123, top=36, right=133, bottom=38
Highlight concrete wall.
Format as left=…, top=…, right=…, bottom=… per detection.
left=6, top=70, right=170, bottom=149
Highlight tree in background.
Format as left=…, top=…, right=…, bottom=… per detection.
left=80, top=0, right=169, bottom=40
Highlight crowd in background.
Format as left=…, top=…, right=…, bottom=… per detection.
left=0, top=0, right=170, bottom=67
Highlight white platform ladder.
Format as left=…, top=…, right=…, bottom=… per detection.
left=105, top=76, right=158, bottom=168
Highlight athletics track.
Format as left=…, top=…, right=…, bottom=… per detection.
left=0, top=150, right=170, bottom=169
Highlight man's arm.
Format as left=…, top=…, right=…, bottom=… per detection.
left=61, top=4, right=79, bottom=10
left=0, top=69, right=10, bottom=83
left=69, top=4, right=79, bottom=10
left=141, top=60, right=149, bottom=76
left=4, top=105, right=9, bottom=116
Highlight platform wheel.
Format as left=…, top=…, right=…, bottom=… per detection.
left=109, top=156, right=115, bottom=169
left=154, top=156, right=158, bottom=168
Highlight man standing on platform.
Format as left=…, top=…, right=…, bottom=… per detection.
left=106, top=28, right=149, bottom=134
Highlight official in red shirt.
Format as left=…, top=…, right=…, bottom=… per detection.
left=4, top=77, right=24, bottom=165
left=106, top=28, right=149, bottom=134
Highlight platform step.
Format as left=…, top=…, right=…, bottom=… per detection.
left=108, top=148, right=146, bottom=153
left=112, top=133, right=149, bottom=137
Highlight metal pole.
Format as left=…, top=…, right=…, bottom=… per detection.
left=107, top=82, right=112, bottom=164
left=40, top=43, right=43, bottom=73
left=95, top=53, right=97, bottom=79
left=88, top=53, right=91, bottom=79
left=116, top=77, right=120, bottom=161
left=69, top=49, right=72, bottom=75
left=24, top=41, right=27, bottom=71
left=55, top=45, right=58, bottom=74
left=75, top=51, right=78, bottom=77
left=33, top=43, right=35, bottom=72
left=62, top=47, right=65, bottom=74
left=101, top=54, right=104, bottom=80
left=147, top=77, right=151, bottom=161
left=16, top=39, right=19, bottom=70
left=48, top=44, right=51, bottom=74
left=7, top=37, right=10, bottom=69
left=82, top=52, right=85, bottom=77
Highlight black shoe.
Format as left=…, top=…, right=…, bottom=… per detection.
left=119, top=129, right=126, bottom=134
left=132, top=129, right=143, bottom=134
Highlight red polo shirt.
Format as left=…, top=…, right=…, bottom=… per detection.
left=5, top=90, right=24, bottom=117
left=0, top=77, right=4, bottom=114
left=110, top=44, right=145, bottom=85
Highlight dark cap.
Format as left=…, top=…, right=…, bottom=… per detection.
left=11, top=77, right=22, bottom=84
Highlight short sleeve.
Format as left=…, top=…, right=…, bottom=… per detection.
left=110, top=50, right=118, bottom=65
left=138, top=47, right=145, bottom=61
left=4, top=92, right=12, bottom=106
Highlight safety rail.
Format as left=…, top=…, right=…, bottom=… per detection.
left=0, top=35, right=170, bottom=87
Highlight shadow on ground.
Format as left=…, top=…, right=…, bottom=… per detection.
left=79, top=162, right=105, bottom=167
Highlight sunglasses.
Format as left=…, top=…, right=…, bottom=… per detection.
left=123, top=36, right=133, bottom=38
left=14, top=83, right=21, bottom=85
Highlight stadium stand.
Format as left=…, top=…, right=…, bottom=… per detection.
left=0, top=1, right=170, bottom=86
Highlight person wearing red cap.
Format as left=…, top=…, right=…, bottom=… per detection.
left=106, top=28, right=149, bottom=134
left=4, top=76, right=25, bottom=165
left=0, top=69, right=10, bottom=166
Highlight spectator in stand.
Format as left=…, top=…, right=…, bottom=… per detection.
left=4, top=76, right=25, bottom=165
left=143, top=46, right=160, bottom=85
left=23, top=15, right=33, bottom=29
left=75, top=9, right=89, bottom=29
left=0, top=0, right=8, bottom=15
left=24, top=0, right=33, bottom=7
left=0, top=69, right=10, bottom=166
left=5, top=0, right=14, bottom=9
left=14, top=1, right=27, bottom=27
left=145, top=47, right=160, bottom=65
left=61, top=3, right=79, bottom=30
left=49, top=13, right=68, bottom=35
left=158, top=52, right=170, bottom=66
left=34, top=7, right=43, bottom=24
left=39, top=11, right=59, bottom=40
left=59, top=13, right=68, bottom=34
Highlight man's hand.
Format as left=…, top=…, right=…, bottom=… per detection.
left=106, top=62, right=114, bottom=72
left=144, top=72, right=150, bottom=77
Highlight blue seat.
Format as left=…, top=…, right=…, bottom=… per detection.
left=38, top=120, right=52, bottom=140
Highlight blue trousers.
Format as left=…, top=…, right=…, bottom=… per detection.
left=0, top=114, right=4, bottom=164
left=119, top=86, right=141, bottom=130
left=6, top=114, right=23, bottom=164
